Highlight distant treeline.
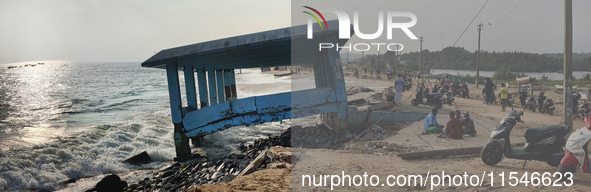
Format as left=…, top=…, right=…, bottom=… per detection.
left=355, top=46, right=591, bottom=72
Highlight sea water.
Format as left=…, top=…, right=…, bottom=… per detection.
left=0, top=62, right=293, bottom=191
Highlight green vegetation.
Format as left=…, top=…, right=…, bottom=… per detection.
left=492, top=69, right=527, bottom=81
left=540, top=75, right=549, bottom=81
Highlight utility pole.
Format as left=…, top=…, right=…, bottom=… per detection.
left=419, top=37, right=423, bottom=75
left=396, top=43, right=400, bottom=73
left=476, top=23, right=483, bottom=88
left=377, top=50, right=380, bottom=67
left=563, top=0, right=573, bottom=126
left=362, top=51, right=364, bottom=66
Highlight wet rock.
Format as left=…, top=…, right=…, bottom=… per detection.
left=122, top=151, right=152, bottom=165
left=86, top=174, right=127, bottom=192
left=347, top=98, right=366, bottom=106
left=60, top=178, right=77, bottom=185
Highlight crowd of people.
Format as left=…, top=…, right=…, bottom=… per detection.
left=422, top=108, right=476, bottom=140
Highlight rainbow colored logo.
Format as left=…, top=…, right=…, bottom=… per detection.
left=302, top=6, right=329, bottom=30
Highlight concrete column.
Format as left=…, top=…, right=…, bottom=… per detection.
left=166, top=63, right=190, bottom=161
left=183, top=65, right=197, bottom=110
left=216, top=70, right=225, bottom=103
left=223, top=70, right=232, bottom=101
left=207, top=69, right=218, bottom=105
left=229, top=70, right=237, bottom=100
left=197, top=68, right=209, bottom=108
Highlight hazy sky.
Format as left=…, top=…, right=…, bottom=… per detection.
left=1, top=0, right=590, bottom=64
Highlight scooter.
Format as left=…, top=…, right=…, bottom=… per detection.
left=557, top=115, right=591, bottom=178
left=523, top=97, right=538, bottom=112
left=459, top=83, right=469, bottom=98
left=481, top=110, right=571, bottom=167
left=411, top=84, right=443, bottom=109
left=507, top=93, right=515, bottom=107
left=537, top=92, right=555, bottom=115
left=442, top=91, right=454, bottom=105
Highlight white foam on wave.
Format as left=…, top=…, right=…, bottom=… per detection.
left=0, top=109, right=176, bottom=191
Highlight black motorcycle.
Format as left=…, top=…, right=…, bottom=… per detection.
left=481, top=110, right=571, bottom=167
left=411, top=84, right=443, bottom=109
left=459, top=83, right=469, bottom=98
left=519, top=91, right=528, bottom=106
left=404, top=79, right=412, bottom=91
left=523, top=96, right=537, bottom=112
left=450, top=83, right=461, bottom=96
left=537, top=92, right=555, bottom=115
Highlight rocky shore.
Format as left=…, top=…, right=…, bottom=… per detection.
left=105, top=127, right=292, bottom=192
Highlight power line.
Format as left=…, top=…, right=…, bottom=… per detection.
left=452, top=0, right=490, bottom=47
left=486, top=0, right=521, bottom=32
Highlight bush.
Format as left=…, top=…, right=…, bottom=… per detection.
left=584, top=74, right=590, bottom=81
left=540, top=75, right=549, bottom=81
left=492, top=69, right=517, bottom=80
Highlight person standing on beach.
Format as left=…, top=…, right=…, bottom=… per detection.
left=484, top=78, right=494, bottom=105
left=499, top=83, right=508, bottom=112
left=394, top=74, right=405, bottom=103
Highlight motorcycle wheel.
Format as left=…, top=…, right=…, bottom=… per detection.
left=556, top=164, right=578, bottom=180
left=481, top=146, right=503, bottom=166
left=436, top=103, right=442, bottom=109
left=411, top=99, right=419, bottom=106
left=548, top=111, right=553, bottom=116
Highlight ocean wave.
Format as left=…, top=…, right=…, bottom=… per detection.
left=0, top=113, right=176, bottom=191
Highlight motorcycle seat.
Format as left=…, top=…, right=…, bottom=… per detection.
left=523, top=125, right=566, bottom=143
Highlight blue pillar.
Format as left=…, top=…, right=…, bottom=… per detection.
left=216, top=70, right=225, bottom=103
left=223, top=70, right=232, bottom=101
left=229, top=70, right=237, bottom=100
left=207, top=69, right=218, bottom=105
left=166, top=63, right=190, bottom=161
left=326, top=36, right=349, bottom=129
left=166, top=63, right=183, bottom=123
left=183, top=65, right=197, bottom=110
left=197, top=68, right=209, bottom=108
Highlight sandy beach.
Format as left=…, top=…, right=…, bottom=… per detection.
left=191, top=70, right=591, bottom=192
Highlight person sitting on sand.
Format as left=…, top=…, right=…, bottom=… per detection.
left=444, top=111, right=463, bottom=139
left=455, top=110, right=464, bottom=122
left=423, top=108, right=443, bottom=134
left=462, top=112, right=476, bottom=137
